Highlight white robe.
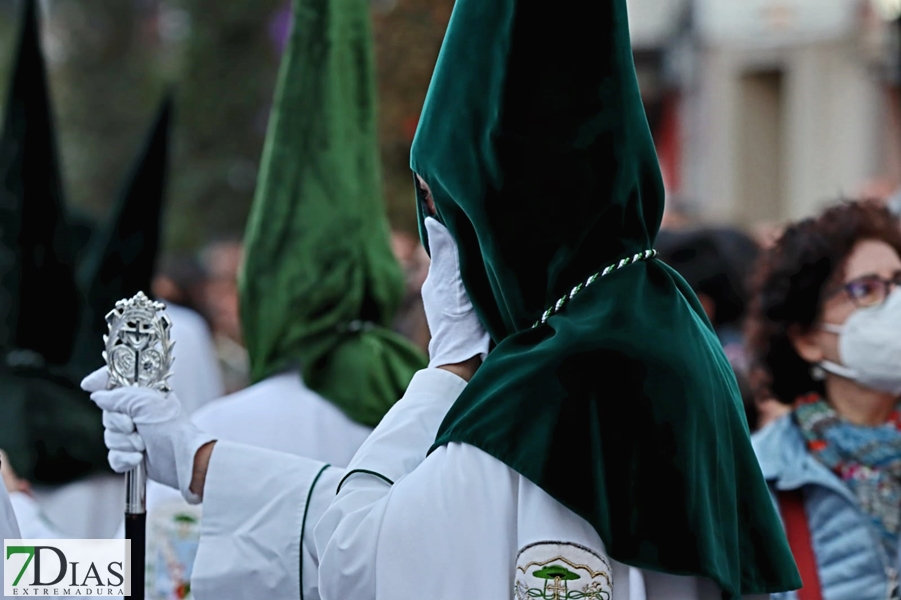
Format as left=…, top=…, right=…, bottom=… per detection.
left=192, top=369, right=761, bottom=600
left=165, top=303, right=225, bottom=415
left=29, top=474, right=124, bottom=539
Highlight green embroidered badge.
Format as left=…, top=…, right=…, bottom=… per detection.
left=514, top=542, right=612, bottom=600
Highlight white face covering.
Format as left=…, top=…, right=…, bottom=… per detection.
left=819, top=288, right=901, bottom=396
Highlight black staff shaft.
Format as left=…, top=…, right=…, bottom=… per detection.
left=126, top=511, right=145, bottom=599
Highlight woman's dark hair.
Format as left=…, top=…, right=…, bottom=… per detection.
left=746, top=199, right=901, bottom=404
left=657, top=227, right=759, bottom=328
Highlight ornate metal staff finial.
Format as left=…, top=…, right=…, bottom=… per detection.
left=102, top=291, right=175, bottom=600
left=103, top=291, right=174, bottom=393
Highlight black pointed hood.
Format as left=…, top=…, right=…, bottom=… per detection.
left=72, top=95, right=173, bottom=372
left=0, top=0, right=81, bottom=367
left=0, top=0, right=108, bottom=484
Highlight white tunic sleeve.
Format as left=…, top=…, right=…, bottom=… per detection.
left=314, top=368, right=468, bottom=600
left=190, top=440, right=339, bottom=600
left=7, top=492, right=64, bottom=539
left=0, top=486, right=21, bottom=593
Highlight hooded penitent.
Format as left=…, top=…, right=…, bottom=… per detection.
left=0, top=0, right=173, bottom=483
left=410, top=0, right=801, bottom=596
left=0, top=0, right=101, bottom=483
left=238, top=0, right=426, bottom=427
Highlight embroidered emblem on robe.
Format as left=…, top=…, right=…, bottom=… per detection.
left=514, top=541, right=612, bottom=600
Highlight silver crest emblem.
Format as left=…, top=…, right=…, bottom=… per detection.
left=103, top=291, right=174, bottom=393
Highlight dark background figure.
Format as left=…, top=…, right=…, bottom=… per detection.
left=389, top=229, right=429, bottom=354
left=657, top=227, right=759, bottom=362
left=656, top=227, right=762, bottom=422
left=196, top=237, right=247, bottom=393
left=152, top=252, right=211, bottom=324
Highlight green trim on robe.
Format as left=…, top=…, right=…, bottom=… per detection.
left=411, top=0, right=801, bottom=596
left=238, top=0, right=426, bottom=428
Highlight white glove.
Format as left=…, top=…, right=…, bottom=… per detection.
left=421, top=217, right=491, bottom=368
left=81, top=368, right=216, bottom=504
left=101, top=410, right=145, bottom=472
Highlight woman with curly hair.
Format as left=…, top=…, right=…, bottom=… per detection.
left=748, top=199, right=901, bottom=599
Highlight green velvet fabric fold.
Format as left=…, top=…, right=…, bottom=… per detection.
left=411, top=0, right=801, bottom=595
left=238, top=0, right=426, bottom=427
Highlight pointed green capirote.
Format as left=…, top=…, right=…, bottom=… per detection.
left=0, top=0, right=108, bottom=483
left=239, top=0, right=426, bottom=427
left=0, top=0, right=80, bottom=366
left=73, top=95, right=173, bottom=375
left=412, top=0, right=801, bottom=596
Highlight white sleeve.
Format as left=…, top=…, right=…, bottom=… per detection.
left=314, top=368, right=467, bottom=600
left=190, top=440, right=337, bottom=600
left=3, top=491, right=67, bottom=600
left=0, top=487, right=21, bottom=595
left=0, top=487, right=21, bottom=540
left=7, top=492, right=62, bottom=539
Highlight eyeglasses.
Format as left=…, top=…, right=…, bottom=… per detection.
left=836, top=271, right=901, bottom=308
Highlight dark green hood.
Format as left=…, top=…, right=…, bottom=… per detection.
left=411, top=0, right=800, bottom=596
left=238, top=0, right=426, bottom=427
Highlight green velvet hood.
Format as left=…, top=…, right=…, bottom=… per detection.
left=0, top=0, right=173, bottom=483
left=411, top=0, right=800, bottom=596
left=238, top=0, right=426, bottom=428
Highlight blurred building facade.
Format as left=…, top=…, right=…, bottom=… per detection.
left=629, top=0, right=901, bottom=226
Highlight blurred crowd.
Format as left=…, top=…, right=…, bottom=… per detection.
left=660, top=191, right=901, bottom=432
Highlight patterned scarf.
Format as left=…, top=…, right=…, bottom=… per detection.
left=794, top=394, right=901, bottom=556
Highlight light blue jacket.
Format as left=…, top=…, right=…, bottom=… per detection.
left=753, top=415, right=901, bottom=600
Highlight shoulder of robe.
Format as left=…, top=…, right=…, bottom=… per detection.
left=514, top=541, right=613, bottom=600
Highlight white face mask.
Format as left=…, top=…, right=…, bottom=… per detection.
left=819, top=288, right=901, bottom=396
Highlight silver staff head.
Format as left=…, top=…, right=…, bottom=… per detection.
left=103, top=291, right=174, bottom=393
